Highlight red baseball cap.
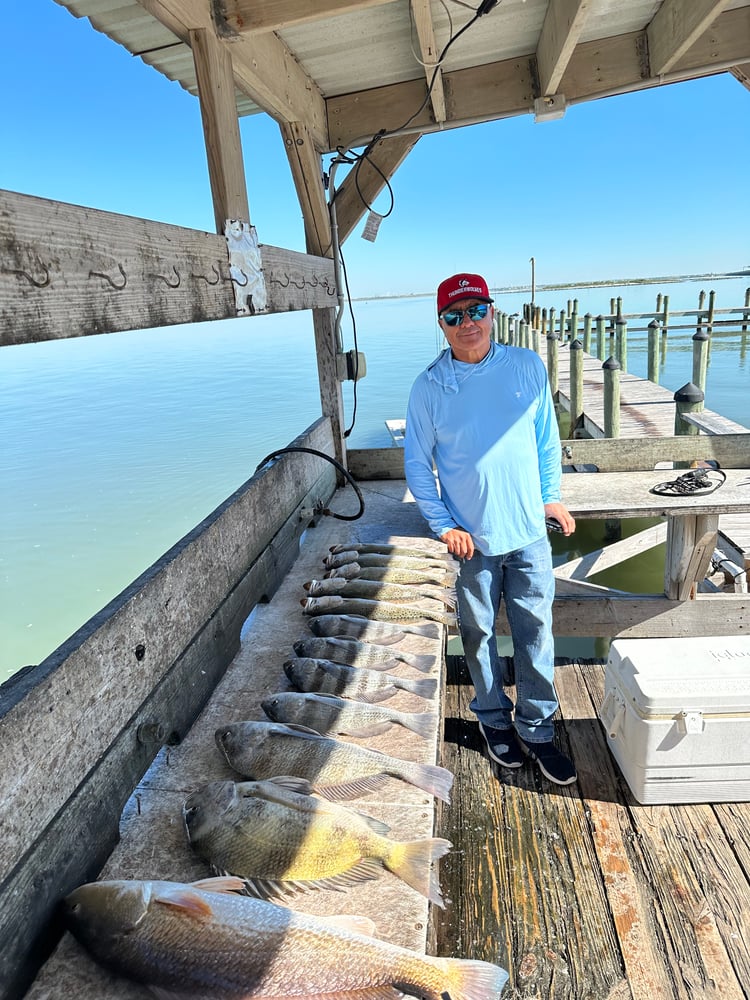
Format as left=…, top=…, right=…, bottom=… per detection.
left=437, top=273, right=493, bottom=314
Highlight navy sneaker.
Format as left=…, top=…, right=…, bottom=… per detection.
left=518, top=736, right=577, bottom=786
left=477, top=721, right=524, bottom=769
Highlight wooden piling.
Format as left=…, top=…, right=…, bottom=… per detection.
left=647, top=319, right=660, bottom=383
left=596, top=314, right=606, bottom=361
left=582, top=313, right=592, bottom=353
left=662, top=293, right=670, bottom=335
left=603, top=356, right=621, bottom=438
left=546, top=330, right=559, bottom=397
left=743, top=287, right=750, bottom=333
left=615, top=315, right=627, bottom=372
left=692, top=329, right=710, bottom=394
left=569, top=338, right=584, bottom=435
left=558, top=308, right=566, bottom=343
left=674, top=382, right=704, bottom=435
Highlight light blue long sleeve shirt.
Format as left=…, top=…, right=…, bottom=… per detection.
left=404, top=341, right=562, bottom=556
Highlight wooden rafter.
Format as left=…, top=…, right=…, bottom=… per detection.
left=213, top=0, right=395, bottom=34
left=409, top=0, right=446, bottom=123
left=729, top=61, right=750, bottom=90
left=536, top=0, right=593, bottom=98
left=139, top=0, right=328, bottom=147
left=646, top=0, right=732, bottom=77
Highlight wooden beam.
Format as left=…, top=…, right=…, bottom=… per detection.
left=139, top=0, right=328, bottom=147
left=279, top=122, right=331, bottom=259
left=647, top=0, right=731, bottom=77
left=330, top=134, right=421, bottom=246
left=327, top=9, right=750, bottom=149
left=410, top=0, right=446, bottom=123
left=312, top=307, right=348, bottom=470
left=215, top=0, right=395, bottom=33
left=496, top=592, right=750, bottom=638
left=555, top=523, right=668, bottom=581
left=729, top=62, right=750, bottom=90
left=0, top=190, right=337, bottom=346
left=536, top=0, right=593, bottom=97
left=664, top=513, right=719, bottom=600
left=190, top=26, right=250, bottom=234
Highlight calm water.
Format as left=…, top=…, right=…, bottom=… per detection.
left=2, top=279, right=748, bottom=680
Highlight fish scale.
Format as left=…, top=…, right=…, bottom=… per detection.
left=301, top=595, right=456, bottom=627
left=283, top=657, right=437, bottom=703
left=305, top=576, right=456, bottom=609
left=261, top=691, right=437, bottom=739
left=308, top=613, right=441, bottom=644
left=293, top=636, right=434, bottom=672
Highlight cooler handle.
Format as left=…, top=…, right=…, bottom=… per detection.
left=600, top=689, right=626, bottom=740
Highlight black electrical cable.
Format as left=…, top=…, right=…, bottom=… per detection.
left=649, top=467, right=726, bottom=497
left=254, top=446, right=365, bottom=520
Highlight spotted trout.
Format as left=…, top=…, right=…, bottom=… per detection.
left=261, top=691, right=437, bottom=739
left=182, top=778, right=451, bottom=904
left=284, top=657, right=437, bottom=702
left=327, top=561, right=455, bottom=586
left=324, top=551, right=451, bottom=572
left=301, top=595, right=456, bottom=627
left=216, top=720, right=454, bottom=802
left=329, top=542, right=455, bottom=562
left=308, top=613, right=441, bottom=644
left=305, top=577, right=456, bottom=609
left=293, top=635, right=434, bottom=672
left=64, top=877, right=509, bottom=1000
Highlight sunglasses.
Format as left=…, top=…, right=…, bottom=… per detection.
left=440, top=303, right=490, bottom=327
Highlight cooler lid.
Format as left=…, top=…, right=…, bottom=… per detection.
left=607, top=636, right=750, bottom=714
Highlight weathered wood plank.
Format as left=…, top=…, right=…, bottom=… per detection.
left=0, top=189, right=337, bottom=345
left=431, top=657, right=626, bottom=998
left=555, top=524, right=668, bottom=580
left=560, top=434, right=750, bottom=472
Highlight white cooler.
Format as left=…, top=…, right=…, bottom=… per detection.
left=599, top=636, right=750, bottom=804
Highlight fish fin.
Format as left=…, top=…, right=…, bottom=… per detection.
left=239, top=876, right=306, bottom=901
left=263, top=775, right=315, bottom=794
left=152, top=885, right=218, bottom=918
left=408, top=763, right=454, bottom=804
left=384, top=838, right=452, bottom=906
left=397, top=676, right=438, bottom=700
left=400, top=652, right=436, bottom=673
left=399, top=710, right=438, bottom=739
left=335, top=721, right=394, bottom=738
left=352, top=688, right=400, bottom=704
left=305, top=858, right=386, bottom=890
left=246, top=989, right=404, bottom=1000
left=315, top=773, right=392, bottom=800
left=316, top=914, right=377, bottom=936
left=270, top=722, right=330, bottom=739
left=352, top=811, right=392, bottom=836
left=433, top=957, right=510, bottom=1000
left=403, top=621, right=441, bottom=640
left=189, top=875, right=246, bottom=895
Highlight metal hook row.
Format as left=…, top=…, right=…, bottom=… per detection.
left=271, top=273, right=336, bottom=295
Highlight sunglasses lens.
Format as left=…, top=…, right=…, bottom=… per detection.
left=441, top=304, right=489, bottom=326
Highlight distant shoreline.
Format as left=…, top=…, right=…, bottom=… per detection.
left=355, top=270, right=750, bottom=302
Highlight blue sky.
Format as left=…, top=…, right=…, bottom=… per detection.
left=2, top=0, right=749, bottom=298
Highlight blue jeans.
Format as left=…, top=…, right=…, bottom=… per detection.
left=455, top=535, right=557, bottom=743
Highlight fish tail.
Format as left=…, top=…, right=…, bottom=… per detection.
left=400, top=710, right=438, bottom=739
left=384, top=838, right=452, bottom=906
left=403, top=622, right=442, bottom=640
left=431, top=956, right=510, bottom=1000
left=397, top=675, right=438, bottom=700
left=401, top=651, right=438, bottom=673
left=402, top=762, right=454, bottom=803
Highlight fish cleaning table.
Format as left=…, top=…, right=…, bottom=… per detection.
left=26, top=480, right=453, bottom=999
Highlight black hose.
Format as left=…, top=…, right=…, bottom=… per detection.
left=254, top=447, right=365, bottom=521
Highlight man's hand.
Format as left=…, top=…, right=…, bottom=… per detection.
left=440, top=527, right=475, bottom=560
left=544, top=502, right=576, bottom=536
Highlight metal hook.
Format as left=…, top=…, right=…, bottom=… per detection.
left=89, top=264, right=127, bottom=290
left=191, top=264, right=221, bottom=286
left=272, top=274, right=290, bottom=287
left=8, top=264, right=51, bottom=288
left=231, top=270, right=249, bottom=288
left=151, top=266, right=181, bottom=288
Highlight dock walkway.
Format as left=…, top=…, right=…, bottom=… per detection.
left=432, top=654, right=750, bottom=1000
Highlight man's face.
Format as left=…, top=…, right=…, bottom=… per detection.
left=438, top=298, right=494, bottom=364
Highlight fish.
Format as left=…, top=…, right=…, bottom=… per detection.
left=308, top=613, right=442, bottom=643
left=64, top=877, right=509, bottom=1000
left=327, top=561, right=456, bottom=587
left=304, top=576, right=456, bottom=609
left=324, top=551, right=452, bottom=572
left=261, top=691, right=437, bottom=739
left=330, top=542, right=456, bottom=562
left=301, top=595, right=457, bottom=627
left=216, top=720, right=454, bottom=802
left=293, top=635, right=434, bottom=672
left=182, top=778, right=451, bottom=904
left=283, top=657, right=438, bottom=703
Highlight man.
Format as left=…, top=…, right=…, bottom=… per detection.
left=404, top=272, right=577, bottom=786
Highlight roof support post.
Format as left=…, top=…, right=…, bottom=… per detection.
left=190, top=26, right=250, bottom=233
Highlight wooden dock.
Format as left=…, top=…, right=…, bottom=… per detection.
left=431, top=654, right=750, bottom=1000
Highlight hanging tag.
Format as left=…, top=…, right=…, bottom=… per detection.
left=361, top=211, right=383, bottom=243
